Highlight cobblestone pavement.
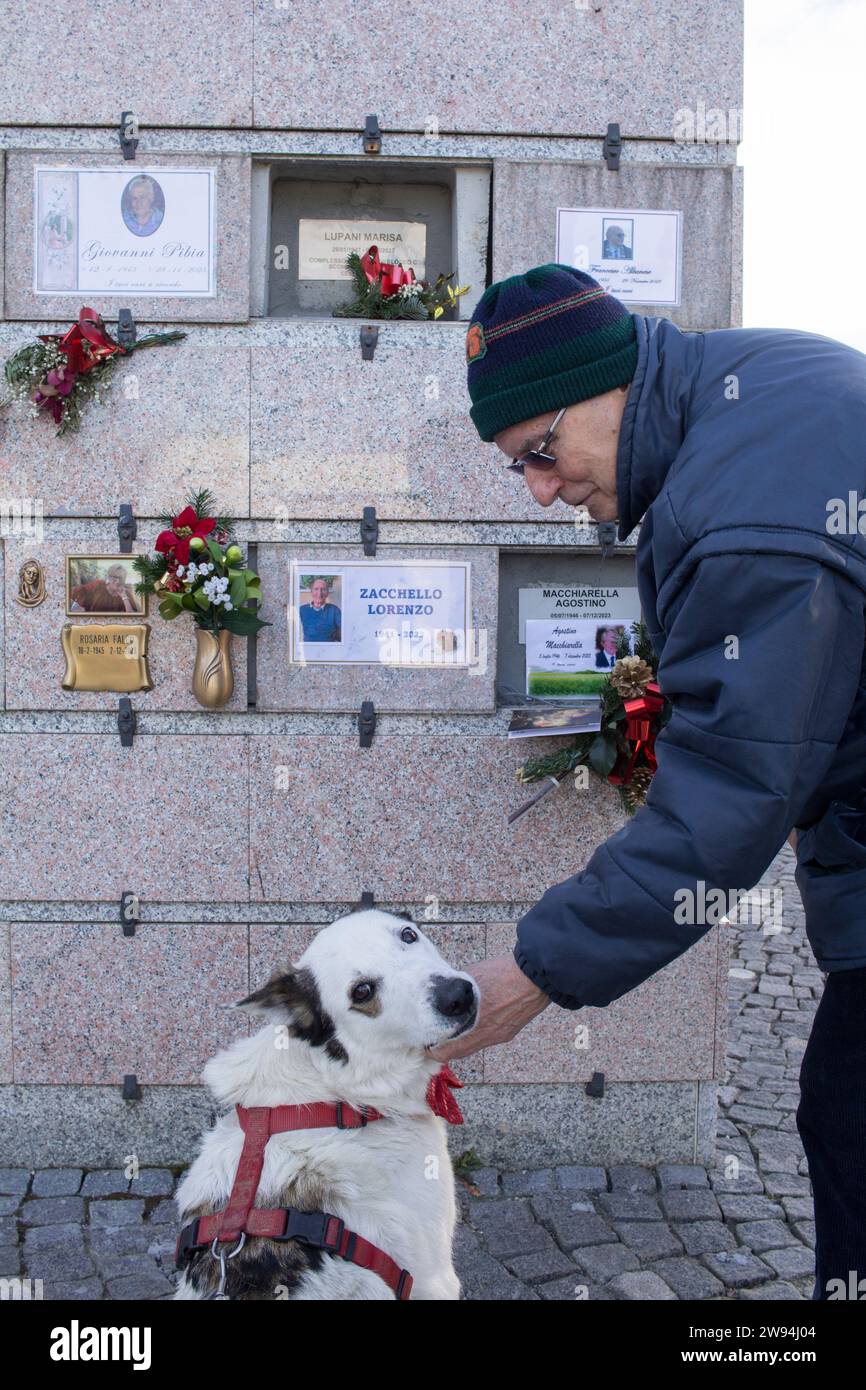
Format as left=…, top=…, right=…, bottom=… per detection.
left=2, top=847, right=823, bottom=1300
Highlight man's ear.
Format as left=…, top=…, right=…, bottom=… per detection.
left=235, top=967, right=344, bottom=1057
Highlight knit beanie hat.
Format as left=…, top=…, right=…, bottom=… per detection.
left=465, top=264, right=638, bottom=443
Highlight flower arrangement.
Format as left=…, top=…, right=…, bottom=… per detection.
left=133, top=491, right=267, bottom=638
left=1, top=306, right=185, bottom=435
left=516, top=622, right=671, bottom=813
left=332, top=245, right=470, bottom=321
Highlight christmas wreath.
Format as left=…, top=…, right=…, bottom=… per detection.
left=516, top=622, right=671, bottom=813
left=332, top=245, right=469, bottom=321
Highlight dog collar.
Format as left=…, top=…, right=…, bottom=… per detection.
left=175, top=1065, right=463, bottom=1300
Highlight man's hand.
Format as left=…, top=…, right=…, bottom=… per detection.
left=426, top=954, right=550, bottom=1062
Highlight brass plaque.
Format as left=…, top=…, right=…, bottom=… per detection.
left=61, top=623, right=153, bottom=693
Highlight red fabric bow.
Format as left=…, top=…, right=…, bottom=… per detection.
left=426, top=1064, right=464, bottom=1124
left=360, top=244, right=417, bottom=296
left=155, top=505, right=217, bottom=566
left=40, top=306, right=126, bottom=375
left=32, top=306, right=127, bottom=421
left=608, top=681, right=664, bottom=786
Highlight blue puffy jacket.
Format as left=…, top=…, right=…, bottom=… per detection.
left=514, top=313, right=866, bottom=1009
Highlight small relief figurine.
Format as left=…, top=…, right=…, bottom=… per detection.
left=15, top=558, right=46, bottom=607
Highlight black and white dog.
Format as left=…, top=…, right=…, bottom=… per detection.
left=175, top=909, right=479, bottom=1300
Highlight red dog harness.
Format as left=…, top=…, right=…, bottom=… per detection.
left=175, top=1066, right=463, bottom=1301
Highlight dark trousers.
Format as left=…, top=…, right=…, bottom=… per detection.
left=796, top=964, right=866, bottom=1299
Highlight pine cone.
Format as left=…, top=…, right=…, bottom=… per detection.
left=623, top=763, right=654, bottom=811
left=609, top=655, right=654, bottom=700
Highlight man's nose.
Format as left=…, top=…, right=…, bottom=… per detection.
left=524, top=466, right=562, bottom=506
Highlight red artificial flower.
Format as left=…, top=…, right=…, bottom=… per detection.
left=39, top=306, right=126, bottom=377
left=155, top=505, right=216, bottom=565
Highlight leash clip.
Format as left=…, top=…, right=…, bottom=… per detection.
left=207, top=1232, right=246, bottom=1300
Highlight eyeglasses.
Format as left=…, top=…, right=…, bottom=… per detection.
left=507, top=406, right=568, bottom=475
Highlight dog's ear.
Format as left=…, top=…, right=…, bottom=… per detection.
left=235, top=967, right=342, bottom=1055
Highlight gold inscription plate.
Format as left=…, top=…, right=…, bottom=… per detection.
left=61, top=623, right=153, bottom=693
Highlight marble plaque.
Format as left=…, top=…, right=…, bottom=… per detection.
left=5, top=152, right=250, bottom=323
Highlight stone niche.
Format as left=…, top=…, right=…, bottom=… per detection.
left=255, top=542, right=497, bottom=713
left=493, top=161, right=742, bottom=331
left=496, top=549, right=642, bottom=705
left=256, top=158, right=489, bottom=321
left=3, top=150, right=251, bottom=323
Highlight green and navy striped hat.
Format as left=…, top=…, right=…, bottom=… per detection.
left=465, top=264, right=638, bottom=442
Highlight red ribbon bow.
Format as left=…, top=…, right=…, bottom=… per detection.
left=426, top=1064, right=464, bottom=1124
left=40, top=306, right=126, bottom=375
left=360, top=244, right=417, bottom=296
left=32, top=307, right=127, bottom=422
left=608, top=680, right=664, bottom=786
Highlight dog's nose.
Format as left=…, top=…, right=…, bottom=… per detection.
left=432, top=975, right=476, bottom=1018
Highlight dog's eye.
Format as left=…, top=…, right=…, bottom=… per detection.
left=351, top=981, right=376, bottom=1004
left=400, top=926, right=418, bottom=944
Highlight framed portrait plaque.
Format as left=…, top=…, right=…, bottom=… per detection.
left=555, top=206, right=683, bottom=306
left=289, top=559, right=472, bottom=668
left=34, top=166, right=216, bottom=296
left=65, top=555, right=147, bottom=618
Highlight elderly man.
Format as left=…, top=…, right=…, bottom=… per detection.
left=431, top=263, right=866, bottom=1301
left=602, top=224, right=632, bottom=259
left=300, top=575, right=341, bottom=642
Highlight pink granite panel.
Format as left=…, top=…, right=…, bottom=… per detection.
left=0, top=925, right=11, bottom=1084
left=0, top=2, right=252, bottom=126
left=483, top=922, right=721, bottom=1083
left=0, top=340, right=250, bottom=518
left=10, top=922, right=248, bottom=1084
left=250, top=332, right=556, bottom=523
left=249, top=735, right=624, bottom=903
left=253, top=1, right=742, bottom=139
left=0, top=734, right=250, bottom=901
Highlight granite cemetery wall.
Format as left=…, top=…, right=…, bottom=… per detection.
left=0, top=1, right=743, bottom=1167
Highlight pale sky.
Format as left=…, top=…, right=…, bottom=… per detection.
left=742, top=0, right=866, bottom=351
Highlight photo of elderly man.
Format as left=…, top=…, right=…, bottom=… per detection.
left=299, top=575, right=342, bottom=642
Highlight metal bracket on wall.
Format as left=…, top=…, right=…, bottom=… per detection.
left=117, top=697, right=136, bottom=748
left=360, top=324, right=378, bottom=361
left=361, top=505, right=379, bottom=555
left=119, top=111, right=139, bottom=160
left=362, top=114, right=382, bottom=154
left=122, top=1074, right=143, bottom=1101
left=120, top=891, right=140, bottom=937
left=585, top=1071, right=605, bottom=1099
left=358, top=700, right=376, bottom=748
left=596, top=521, right=617, bottom=558
left=602, top=122, right=622, bottom=171
left=117, top=502, right=137, bottom=552
left=246, top=541, right=259, bottom=709
left=116, top=309, right=137, bottom=349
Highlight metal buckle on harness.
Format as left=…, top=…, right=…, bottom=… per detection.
left=334, top=1102, right=368, bottom=1129
left=175, top=1218, right=201, bottom=1268
left=279, top=1208, right=345, bottom=1251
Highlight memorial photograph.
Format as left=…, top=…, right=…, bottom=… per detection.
left=65, top=555, right=147, bottom=616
